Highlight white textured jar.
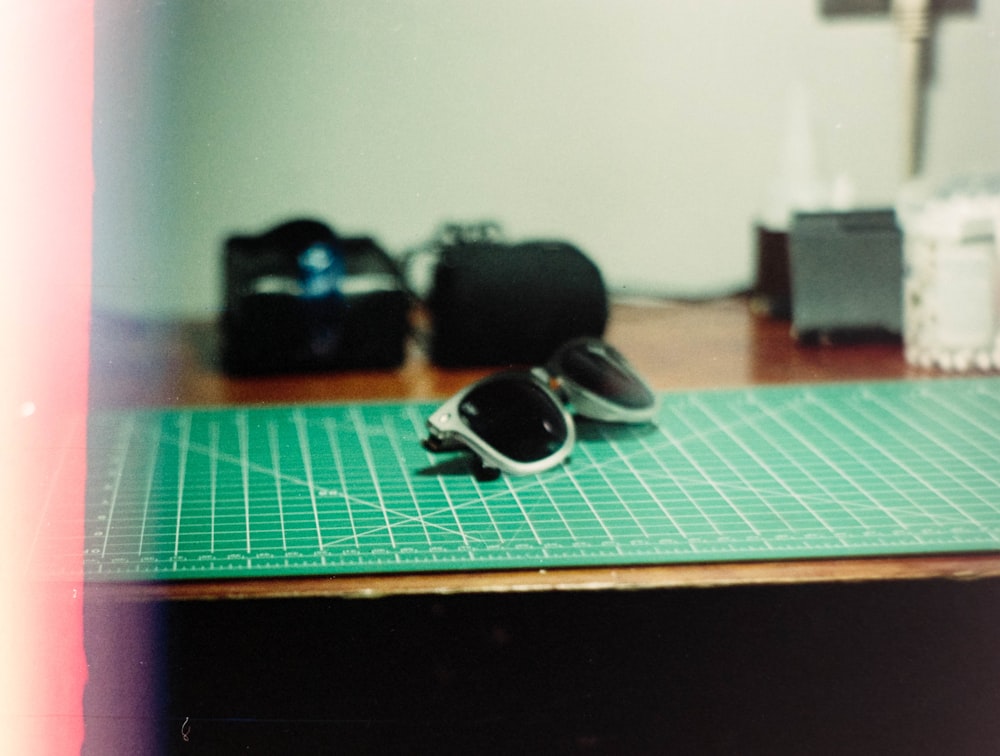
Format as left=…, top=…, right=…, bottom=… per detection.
left=897, top=176, right=1000, bottom=372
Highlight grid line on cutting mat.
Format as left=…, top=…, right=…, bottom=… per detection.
left=30, top=378, right=1000, bottom=581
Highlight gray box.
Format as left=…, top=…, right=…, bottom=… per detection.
left=789, top=209, right=902, bottom=341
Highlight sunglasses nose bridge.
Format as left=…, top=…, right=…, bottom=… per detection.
left=530, top=366, right=566, bottom=398
left=547, top=338, right=659, bottom=423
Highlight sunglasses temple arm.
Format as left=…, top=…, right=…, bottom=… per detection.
left=422, top=435, right=460, bottom=453
left=422, top=435, right=502, bottom=481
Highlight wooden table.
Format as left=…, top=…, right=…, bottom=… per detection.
left=87, top=297, right=1000, bottom=599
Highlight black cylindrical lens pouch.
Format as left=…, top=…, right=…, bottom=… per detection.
left=426, top=238, right=608, bottom=367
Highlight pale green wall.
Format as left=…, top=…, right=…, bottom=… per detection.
left=93, top=0, right=1000, bottom=317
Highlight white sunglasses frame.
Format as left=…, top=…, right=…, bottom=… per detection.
left=423, top=338, right=660, bottom=478
left=424, top=370, right=576, bottom=477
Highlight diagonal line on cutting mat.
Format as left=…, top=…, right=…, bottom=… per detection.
left=319, top=409, right=487, bottom=549
left=810, top=393, right=1000, bottom=531
left=323, top=405, right=537, bottom=549
left=312, top=411, right=479, bottom=544
left=862, top=390, right=1000, bottom=520
left=575, top=441, right=652, bottom=538
left=345, top=406, right=396, bottom=550
left=563, top=461, right=617, bottom=543
left=404, top=404, right=501, bottom=544
left=755, top=396, right=959, bottom=530
left=540, top=467, right=591, bottom=543
left=492, top=392, right=820, bottom=535
left=99, top=413, right=134, bottom=560
left=644, top=408, right=767, bottom=538
left=142, top=411, right=479, bottom=548
left=135, top=418, right=162, bottom=558
left=613, top=429, right=717, bottom=537
left=685, top=394, right=841, bottom=540
left=620, top=395, right=843, bottom=516
left=291, top=408, right=327, bottom=557
left=618, top=389, right=991, bottom=531
left=719, top=395, right=885, bottom=535
left=503, top=475, right=543, bottom=544
left=897, top=385, right=1000, bottom=479
left=402, top=392, right=783, bottom=538
left=172, top=412, right=192, bottom=559
left=321, top=416, right=361, bottom=550
left=24, top=412, right=88, bottom=574
left=382, top=410, right=436, bottom=547
left=922, top=386, right=1000, bottom=468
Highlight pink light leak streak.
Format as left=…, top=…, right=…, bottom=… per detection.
left=1, top=1, right=92, bottom=753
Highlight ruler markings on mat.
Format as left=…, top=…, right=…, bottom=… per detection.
left=27, top=378, right=1000, bottom=581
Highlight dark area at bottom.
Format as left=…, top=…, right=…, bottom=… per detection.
left=83, top=577, right=1000, bottom=755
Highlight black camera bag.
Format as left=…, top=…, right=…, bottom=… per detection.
left=426, top=228, right=608, bottom=367
left=221, top=219, right=409, bottom=375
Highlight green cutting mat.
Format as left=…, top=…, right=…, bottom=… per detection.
left=61, top=378, right=1000, bottom=580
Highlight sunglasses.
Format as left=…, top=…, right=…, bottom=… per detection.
left=422, top=337, right=660, bottom=480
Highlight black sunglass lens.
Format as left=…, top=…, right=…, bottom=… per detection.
left=556, top=341, right=654, bottom=410
left=459, top=377, right=569, bottom=463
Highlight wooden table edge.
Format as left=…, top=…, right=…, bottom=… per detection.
left=77, top=552, right=1000, bottom=602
